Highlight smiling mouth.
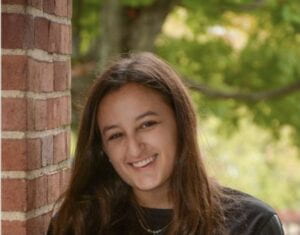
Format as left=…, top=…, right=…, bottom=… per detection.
left=130, top=154, right=157, bottom=168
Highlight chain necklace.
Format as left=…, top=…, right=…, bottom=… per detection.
left=135, top=211, right=171, bottom=234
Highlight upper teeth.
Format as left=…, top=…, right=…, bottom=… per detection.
left=132, top=156, right=156, bottom=168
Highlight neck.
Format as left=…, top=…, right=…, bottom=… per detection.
left=133, top=187, right=173, bottom=209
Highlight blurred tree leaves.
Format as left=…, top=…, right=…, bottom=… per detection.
left=157, top=1, right=300, bottom=148
left=121, top=0, right=155, bottom=7
left=203, top=117, right=300, bottom=209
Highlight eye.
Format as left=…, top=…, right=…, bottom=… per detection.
left=107, top=132, right=123, bottom=141
left=140, top=120, right=159, bottom=129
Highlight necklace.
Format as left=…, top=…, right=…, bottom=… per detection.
left=136, top=211, right=171, bottom=234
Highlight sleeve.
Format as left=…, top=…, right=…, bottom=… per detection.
left=259, top=214, right=285, bottom=235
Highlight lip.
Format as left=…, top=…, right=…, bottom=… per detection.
left=129, top=154, right=158, bottom=169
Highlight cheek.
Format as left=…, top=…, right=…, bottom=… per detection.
left=105, top=145, right=122, bottom=163
left=151, top=126, right=178, bottom=156
left=106, top=151, right=126, bottom=176
left=110, top=160, right=123, bottom=173
left=102, top=140, right=120, bottom=161
left=162, top=122, right=178, bottom=146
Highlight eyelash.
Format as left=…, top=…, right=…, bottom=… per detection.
left=139, top=120, right=158, bottom=129
left=107, top=132, right=123, bottom=141
left=107, top=120, right=159, bottom=141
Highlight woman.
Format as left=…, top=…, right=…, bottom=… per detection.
left=48, top=52, right=284, bottom=234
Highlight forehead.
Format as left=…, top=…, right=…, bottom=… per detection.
left=97, top=83, right=172, bottom=122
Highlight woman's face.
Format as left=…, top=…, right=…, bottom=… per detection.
left=97, top=83, right=178, bottom=202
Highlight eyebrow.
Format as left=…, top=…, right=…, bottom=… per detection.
left=102, top=111, right=159, bottom=135
left=102, top=124, right=119, bottom=135
left=135, top=111, right=159, bottom=121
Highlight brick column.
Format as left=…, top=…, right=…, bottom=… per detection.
left=1, top=0, right=72, bottom=234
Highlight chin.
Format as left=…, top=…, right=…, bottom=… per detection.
left=135, top=184, right=159, bottom=192
left=132, top=181, right=162, bottom=192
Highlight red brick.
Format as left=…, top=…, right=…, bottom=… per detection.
left=46, top=98, right=55, bottom=129
left=2, top=98, right=27, bottom=131
left=49, top=22, right=60, bottom=53
left=27, top=0, right=43, bottom=9
left=67, top=0, right=72, bottom=18
left=27, top=176, right=47, bottom=210
left=49, top=23, right=72, bottom=54
left=54, top=60, right=70, bottom=91
left=27, top=98, right=36, bottom=130
left=50, top=96, right=71, bottom=128
left=67, top=95, right=72, bottom=124
left=52, top=97, right=61, bottom=128
left=2, top=179, right=27, bottom=211
left=28, top=58, right=54, bottom=92
left=30, top=98, right=71, bottom=130
left=46, top=97, right=69, bottom=129
left=44, top=212, right=53, bottom=232
left=2, top=138, right=41, bottom=171
left=2, top=14, right=34, bottom=49
left=1, top=179, right=54, bottom=231
left=48, top=172, right=61, bottom=203
left=3, top=213, right=53, bottom=235
left=2, top=0, right=26, bottom=4
left=1, top=220, right=26, bottom=235
left=25, top=14, right=35, bottom=49
left=53, top=97, right=62, bottom=126
left=2, top=14, right=25, bottom=49
left=1, top=139, right=27, bottom=170
left=34, top=99, right=48, bottom=130
left=24, top=14, right=35, bottom=49
left=41, top=135, right=53, bottom=166
left=60, top=168, right=71, bottom=194
left=27, top=99, right=51, bottom=131
left=27, top=212, right=50, bottom=235
left=54, top=0, right=68, bottom=17
left=60, top=24, right=72, bottom=54
left=60, top=96, right=70, bottom=125
left=34, top=17, right=50, bottom=51
left=2, top=0, right=72, bottom=233
left=43, top=0, right=55, bottom=15
left=2, top=55, right=28, bottom=90
left=53, top=132, right=67, bottom=163
left=67, top=64, right=72, bottom=88
left=27, top=138, right=42, bottom=170
left=32, top=97, right=72, bottom=130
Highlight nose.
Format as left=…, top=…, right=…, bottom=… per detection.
left=126, top=134, right=144, bottom=159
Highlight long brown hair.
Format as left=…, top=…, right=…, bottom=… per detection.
left=50, top=52, right=228, bottom=234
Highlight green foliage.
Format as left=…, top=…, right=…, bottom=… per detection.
left=156, top=2, right=300, bottom=148
left=121, top=0, right=155, bottom=7
left=73, top=0, right=102, bottom=58
left=203, top=117, right=300, bottom=209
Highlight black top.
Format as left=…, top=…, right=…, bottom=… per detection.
left=138, top=191, right=284, bottom=234
left=47, top=188, right=284, bottom=235
left=223, top=189, right=284, bottom=235
left=115, top=189, right=284, bottom=234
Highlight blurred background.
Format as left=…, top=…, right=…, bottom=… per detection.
left=70, top=0, right=300, bottom=233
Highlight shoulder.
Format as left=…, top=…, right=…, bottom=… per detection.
left=222, top=188, right=284, bottom=235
